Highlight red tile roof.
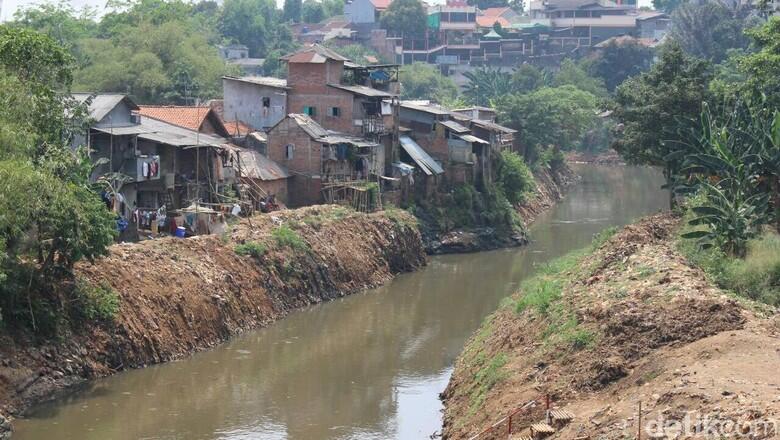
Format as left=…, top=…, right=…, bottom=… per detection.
left=370, top=0, right=392, bottom=10
left=138, top=106, right=211, bottom=131
left=476, top=16, right=509, bottom=27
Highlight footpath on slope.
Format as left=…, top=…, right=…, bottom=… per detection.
left=442, top=213, right=779, bottom=440
left=0, top=206, right=425, bottom=431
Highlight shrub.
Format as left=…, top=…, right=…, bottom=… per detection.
left=496, top=150, right=535, bottom=205
left=234, top=241, right=267, bottom=259
left=272, top=225, right=309, bottom=252
left=73, top=279, right=120, bottom=322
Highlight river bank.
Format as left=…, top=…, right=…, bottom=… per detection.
left=441, top=213, right=779, bottom=439
left=0, top=206, right=425, bottom=428
left=423, top=165, right=578, bottom=254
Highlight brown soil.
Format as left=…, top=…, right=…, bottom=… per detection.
left=0, top=206, right=425, bottom=422
left=441, top=213, right=779, bottom=439
left=566, top=150, right=626, bottom=166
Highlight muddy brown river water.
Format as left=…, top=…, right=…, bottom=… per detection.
left=13, top=164, right=668, bottom=440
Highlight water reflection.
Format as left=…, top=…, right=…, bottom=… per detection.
left=14, top=165, right=668, bottom=440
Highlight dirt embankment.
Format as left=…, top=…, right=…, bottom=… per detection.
left=442, top=213, right=779, bottom=439
left=429, top=165, right=578, bottom=254
left=566, top=150, right=626, bottom=166
left=0, top=206, right=425, bottom=425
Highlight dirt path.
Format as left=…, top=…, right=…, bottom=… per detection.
left=442, top=213, right=779, bottom=439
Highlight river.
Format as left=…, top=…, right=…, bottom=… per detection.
left=13, top=164, right=668, bottom=440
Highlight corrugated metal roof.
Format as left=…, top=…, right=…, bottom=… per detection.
left=289, top=113, right=330, bottom=139
left=471, top=118, right=517, bottom=134
left=223, top=76, right=289, bottom=89
left=95, top=117, right=226, bottom=147
left=400, top=101, right=451, bottom=115
left=459, top=134, right=489, bottom=144
left=399, top=136, right=444, bottom=176
left=233, top=147, right=289, bottom=181
left=281, top=44, right=350, bottom=63
left=73, top=93, right=139, bottom=123
left=328, top=84, right=394, bottom=98
left=438, top=120, right=470, bottom=133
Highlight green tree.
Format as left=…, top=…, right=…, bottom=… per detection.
left=496, top=85, right=599, bottom=162
left=735, top=17, right=780, bottom=110
left=462, top=66, right=513, bottom=106
left=669, top=0, right=755, bottom=63
left=588, top=38, right=654, bottom=92
left=653, top=0, right=684, bottom=13
left=221, top=0, right=286, bottom=57
left=328, top=43, right=386, bottom=64
left=381, top=0, right=427, bottom=36
left=283, top=0, right=303, bottom=23
left=302, top=0, right=326, bottom=23
left=399, top=62, right=459, bottom=103
left=511, top=64, right=545, bottom=94
left=610, top=42, right=713, bottom=202
left=551, top=59, right=608, bottom=97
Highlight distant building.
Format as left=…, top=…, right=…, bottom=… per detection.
left=222, top=76, right=289, bottom=131
left=344, top=0, right=392, bottom=24
left=217, top=43, right=266, bottom=76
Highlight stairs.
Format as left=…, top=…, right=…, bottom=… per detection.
left=507, top=409, right=576, bottom=440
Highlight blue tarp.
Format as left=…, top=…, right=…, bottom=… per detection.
left=399, top=136, right=444, bottom=176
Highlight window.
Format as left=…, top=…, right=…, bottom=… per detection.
left=262, top=97, right=270, bottom=108
left=329, top=107, right=341, bottom=117
left=285, top=144, right=294, bottom=160
left=303, top=106, right=316, bottom=116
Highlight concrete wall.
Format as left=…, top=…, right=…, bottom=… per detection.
left=223, top=79, right=287, bottom=131
left=345, top=0, right=378, bottom=24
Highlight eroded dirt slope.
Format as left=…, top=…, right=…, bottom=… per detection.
left=0, top=206, right=425, bottom=419
left=442, top=213, right=779, bottom=439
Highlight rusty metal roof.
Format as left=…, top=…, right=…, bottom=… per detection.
left=234, top=147, right=289, bottom=181
left=438, top=120, right=470, bottom=133
left=289, top=113, right=330, bottom=139
left=328, top=84, right=394, bottom=98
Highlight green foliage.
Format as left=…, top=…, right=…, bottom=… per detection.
left=272, top=225, right=309, bottom=252
left=735, top=17, right=780, bottom=110
left=495, top=150, right=535, bottom=205
left=669, top=0, right=755, bottom=64
left=399, top=62, right=459, bottom=103
left=221, top=0, right=296, bottom=58
left=283, top=0, right=303, bottom=23
left=328, top=43, right=386, bottom=65
left=381, top=0, right=427, bottom=36
left=510, top=63, right=545, bottom=94
left=462, top=66, right=513, bottom=106
left=587, top=39, right=654, bottom=92
left=302, top=0, right=326, bottom=24
left=611, top=42, right=712, bottom=172
left=653, top=0, right=683, bottom=13
left=73, top=279, right=120, bottom=322
left=235, top=241, right=268, bottom=258
left=515, top=278, right=562, bottom=315
left=551, top=59, right=608, bottom=97
left=470, top=352, right=508, bottom=411
left=496, top=85, right=599, bottom=162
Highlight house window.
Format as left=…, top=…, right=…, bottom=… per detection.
left=285, top=144, right=294, bottom=160
left=303, top=106, right=316, bottom=116
left=329, top=107, right=341, bottom=117
left=262, top=97, right=270, bottom=108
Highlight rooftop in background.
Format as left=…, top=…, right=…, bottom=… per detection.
left=222, top=76, right=289, bottom=89
left=138, top=106, right=212, bottom=132
left=328, top=84, right=394, bottom=97
left=281, top=44, right=350, bottom=64
left=476, top=16, right=510, bottom=27
left=73, top=93, right=139, bottom=123
left=369, top=0, right=393, bottom=10
left=400, top=100, right=452, bottom=116
left=480, top=7, right=512, bottom=16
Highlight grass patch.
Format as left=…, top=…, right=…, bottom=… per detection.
left=73, top=279, right=120, bottom=322
left=515, top=278, right=562, bottom=315
left=470, top=353, right=509, bottom=412
left=272, top=225, right=309, bottom=252
left=384, top=206, right=418, bottom=229
left=678, top=223, right=780, bottom=306
left=234, top=241, right=267, bottom=259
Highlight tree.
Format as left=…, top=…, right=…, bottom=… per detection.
left=669, top=0, right=755, bottom=63
left=283, top=0, right=303, bottom=23
left=399, top=62, right=459, bottom=104
left=610, top=42, right=713, bottom=201
left=302, top=0, right=326, bottom=23
left=328, top=43, right=386, bottom=64
left=653, top=0, right=684, bottom=13
left=496, top=85, right=599, bottom=162
left=462, top=66, right=513, bottom=106
left=381, top=0, right=427, bottom=37
left=511, top=64, right=545, bottom=93
left=588, top=38, right=654, bottom=92
left=735, top=17, right=780, bottom=110
left=551, top=59, right=608, bottom=97
left=0, top=26, right=116, bottom=331
left=221, top=0, right=284, bottom=57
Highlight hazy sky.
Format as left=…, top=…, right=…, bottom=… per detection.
left=0, top=0, right=654, bottom=22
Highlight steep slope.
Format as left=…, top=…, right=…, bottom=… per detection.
left=442, top=213, right=779, bottom=439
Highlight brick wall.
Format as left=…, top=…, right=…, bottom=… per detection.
left=267, top=117, right=326, bottom=207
